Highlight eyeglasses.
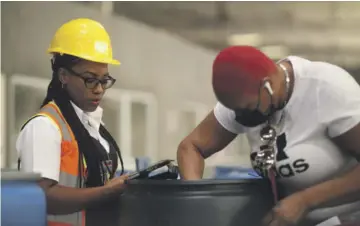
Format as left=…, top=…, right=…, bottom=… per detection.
left=65, top=68, right=116, bottom=90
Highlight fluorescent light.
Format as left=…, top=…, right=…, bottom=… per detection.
left=227, top=33, right=263, bottom=46
left=260, top=45, right=289, bottom=59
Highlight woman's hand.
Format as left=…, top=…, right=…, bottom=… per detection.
left=105, top=174, right=129, bottom=193
left=262, top=193, right=309, bottom=226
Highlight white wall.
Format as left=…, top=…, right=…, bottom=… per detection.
left=1, top=2, right=251, bottom=168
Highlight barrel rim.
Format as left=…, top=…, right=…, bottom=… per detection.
left=126, top=178, right=268, bottom=186
left=1, top=170, right=41, bottom=181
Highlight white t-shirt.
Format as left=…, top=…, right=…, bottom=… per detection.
left=16, top=102, right=110, bottom=182
left=214, top=56, right=360, bottom=223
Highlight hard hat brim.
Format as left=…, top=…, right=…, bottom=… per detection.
left=107, top=59, right=121, bottom=65
left=47, top=48, right=121, bottom=65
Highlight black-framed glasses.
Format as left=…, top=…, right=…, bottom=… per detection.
left=65, top=68, right=116, bottom=90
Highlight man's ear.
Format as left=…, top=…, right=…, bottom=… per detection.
left=58, top=68, right=70, bottom=85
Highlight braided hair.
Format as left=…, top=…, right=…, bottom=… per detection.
left=42, top=54, right=124, bottom=187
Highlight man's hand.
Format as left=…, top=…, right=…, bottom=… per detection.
left=262, top=193, right=309, bottom=226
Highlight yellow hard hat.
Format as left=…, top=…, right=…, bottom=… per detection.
left=47, top=18, right=120, bottom=65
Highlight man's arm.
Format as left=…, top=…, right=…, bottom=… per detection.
left=299, top=123, right=360, bottom=210
left=177, top=110, right=237, bottom=180
left=294, top=73, right=360, bottom=211
left=261, top=68, right=360, bottom=226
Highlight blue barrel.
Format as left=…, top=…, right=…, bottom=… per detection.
left=1, top=170, right=47, bottom=226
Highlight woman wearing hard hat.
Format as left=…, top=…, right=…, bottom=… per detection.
left=16, top=18, right=127, bottom=226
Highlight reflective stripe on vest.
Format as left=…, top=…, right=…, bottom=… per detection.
left=31, top=101, right=85, bottom=226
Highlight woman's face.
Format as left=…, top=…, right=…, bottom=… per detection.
left=59, top=60, right=115, bottom=112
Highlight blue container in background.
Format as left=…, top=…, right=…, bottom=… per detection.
left=135, top=157, right=151, bottom=171
left=214, top=166, right=262, bottom=179
left=1, top=170, right=47, bottom=226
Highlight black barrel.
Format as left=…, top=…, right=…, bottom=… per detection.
left=117, top=179, right=275, bottom=226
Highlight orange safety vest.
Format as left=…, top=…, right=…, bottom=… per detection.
left=25, top=101, right=86, bottom=226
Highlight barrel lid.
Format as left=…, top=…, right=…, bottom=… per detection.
left=126, top=178, right=267, bottom=186
left=123, top=178, right=272, bottom=195
left=1, top=169, right=41, bottom=181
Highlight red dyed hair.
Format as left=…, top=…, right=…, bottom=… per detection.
left=212, top=46, right=277, bottom=99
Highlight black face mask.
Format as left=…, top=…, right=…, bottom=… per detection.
left=235, top=109, right=269, bottom=127
left=234, top=84, right=277, bottom=127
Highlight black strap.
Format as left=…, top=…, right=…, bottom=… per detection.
left=17, top=158, right=21, bottom=171
left=20, top=115, right=43, bottom=131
